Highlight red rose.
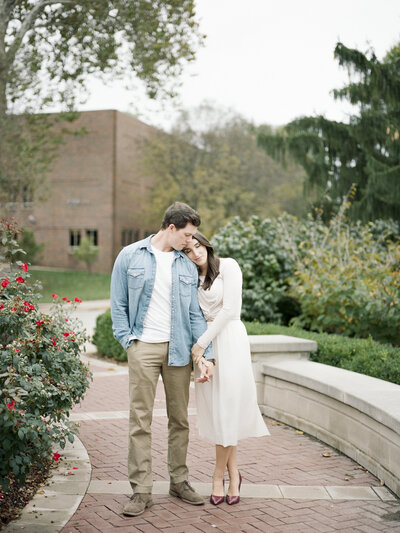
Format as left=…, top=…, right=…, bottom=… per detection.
left=62, top=297, right=68, bottom=301
left=74, top=297, right=82, bottom=303
left=0, top=303, right=4, bottom=309
left=15, top=276, right=24, bottom=283
left=1, top=278, right=9, bottom=288
left=53, top=452, right=61, bottom=461
left=20, top=264, right=28, bottom=272
left=7, top=400, right=16, bottom=410
left=36, top=320, right=44, bottom=327
left=63, top=332, right=70, bottom=337
left=52, top=293, right=59, bottom=299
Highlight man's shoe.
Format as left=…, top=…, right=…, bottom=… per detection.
left=169, top=480, right=204, bottom=505
left=122, top=493, right=153, bottom=516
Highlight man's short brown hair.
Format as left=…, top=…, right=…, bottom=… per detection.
left=161, top=202, right=201, bottom=230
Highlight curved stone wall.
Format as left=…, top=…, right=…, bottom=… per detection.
left=249, top=335, right=400, bottom=498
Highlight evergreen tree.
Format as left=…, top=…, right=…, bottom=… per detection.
left=257, top=42, right=400, bottom=222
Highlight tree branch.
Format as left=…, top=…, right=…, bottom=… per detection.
left=6, top=0, right=76, bottom=65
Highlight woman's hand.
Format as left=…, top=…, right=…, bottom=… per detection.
left=196, top=357, right=214, bottom=383
left=191, top=343, right=205, bottom=364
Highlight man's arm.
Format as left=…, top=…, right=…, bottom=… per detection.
left=110, top=249, right=131, bottom=350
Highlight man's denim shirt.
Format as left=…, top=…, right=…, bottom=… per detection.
left=110, top=235, right=212, bottom=366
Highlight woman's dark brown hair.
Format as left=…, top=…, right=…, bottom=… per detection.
left=192, top=232, right=220, bottom=290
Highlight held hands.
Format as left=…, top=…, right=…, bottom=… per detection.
left=191, top=343, right=213, bottom=383
left=196, top=357, right=214, bottom=383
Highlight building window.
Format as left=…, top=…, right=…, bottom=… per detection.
left=86, top=229, right=98, bottom=246
left=69, top=229, right=81, bottom=248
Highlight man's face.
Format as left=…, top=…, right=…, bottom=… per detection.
left=168, top=223, right=198, bottom=251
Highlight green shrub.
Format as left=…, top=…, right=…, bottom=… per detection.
left=213, top=194, right=400, bottom=344
left=212, top=216, right=296, bottom=323
left=278, top=197, right=400, bottom=345
left=245, top=321, right=400, bottom=385
left=0, top=218, right=91, bottom=492
left=72, top=237, right=99, bottom=273
left=92, top=309, right=126, bottom=361
left=15, top=230, right=44, bottom=265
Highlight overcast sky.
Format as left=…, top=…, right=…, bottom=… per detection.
left=79, top=0, right=400, bottom=131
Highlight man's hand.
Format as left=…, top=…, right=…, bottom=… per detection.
left=191, top=342, right=205, bottom=364
left=196, top=358, right=214, bottom=383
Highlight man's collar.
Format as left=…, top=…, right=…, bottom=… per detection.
left=139, top=235, right=186, bottom=257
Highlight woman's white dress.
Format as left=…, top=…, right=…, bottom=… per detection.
left=195, top=257, right=270, bottom=447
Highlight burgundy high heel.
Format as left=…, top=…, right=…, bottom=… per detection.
left=226, top=472, right=242, bottom=505
left=210, top=479, right=225, bottom=505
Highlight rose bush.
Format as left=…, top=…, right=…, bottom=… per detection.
left=0, top=218, right=91, bottom=491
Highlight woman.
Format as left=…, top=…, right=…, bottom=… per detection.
left=184, top=232, right=269, bottom=505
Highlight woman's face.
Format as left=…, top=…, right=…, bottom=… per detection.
left=183, top=239, right=208, bottom=269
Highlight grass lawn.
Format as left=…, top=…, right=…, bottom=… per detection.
left=30, top=268, right=111, bottom=303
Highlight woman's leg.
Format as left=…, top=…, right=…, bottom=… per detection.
left=212, top=445, right=232, bottom=496
left=226, top=446, right=240, bottom=496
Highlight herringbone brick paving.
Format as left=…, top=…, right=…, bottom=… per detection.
left=60, top=361, right=400, bottom=532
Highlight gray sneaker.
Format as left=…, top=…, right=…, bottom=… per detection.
left=122, top=493, right=153, bottom=516
left=169, top=480, right=204, bottom=505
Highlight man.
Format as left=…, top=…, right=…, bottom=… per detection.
left=111, top=202, right=214, bottom=516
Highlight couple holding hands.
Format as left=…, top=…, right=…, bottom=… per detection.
left=111, top=202, right=269, bottom=517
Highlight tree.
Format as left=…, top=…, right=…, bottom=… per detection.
left=72, top=237, right=99, bottom=273
left=139, top=103, right=306, bottom=235
left=0, top=0, right=204, bottom=202
left=257, top=41, right=400, bottom=223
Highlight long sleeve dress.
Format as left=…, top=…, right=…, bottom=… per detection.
left=195, top=257, right=269, bottom=447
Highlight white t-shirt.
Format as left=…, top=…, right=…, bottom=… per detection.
left=139, top=245, right=174, bottom=343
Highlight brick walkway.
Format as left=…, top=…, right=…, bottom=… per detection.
left=58, top=356, right=400, bottom=533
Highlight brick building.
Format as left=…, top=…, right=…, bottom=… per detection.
left=4, top=110, right=158, bottom=272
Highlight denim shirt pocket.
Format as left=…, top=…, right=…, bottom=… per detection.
left=179, top=274, right=193, bottom=298
left=128, top=268, right=145, bottom=290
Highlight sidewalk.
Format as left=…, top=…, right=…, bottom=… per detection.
left=8, top=301, right=400, bottom=532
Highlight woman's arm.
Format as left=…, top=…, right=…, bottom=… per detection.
left=195, top=258, right=242, bottom=349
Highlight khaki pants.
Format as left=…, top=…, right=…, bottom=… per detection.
left=127, top=340, right=192, bottom=493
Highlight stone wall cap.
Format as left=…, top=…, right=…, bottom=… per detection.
left=262, top=359, right=400, bottom=434
left=249, top=334, right=317, bottom=353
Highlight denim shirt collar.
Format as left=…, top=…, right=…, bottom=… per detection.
left=139, top=234, right=186, bottom=259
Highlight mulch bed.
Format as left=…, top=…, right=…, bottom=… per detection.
left=0, top=458, right=53, bottom=530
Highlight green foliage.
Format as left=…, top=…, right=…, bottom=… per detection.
left=213, top=194, right=400, bottom=344
left=257, top=41, right=400, bottom=223
left=2, top=1, right=203, bottom=112
left=92, top=310, right=126, bottom=362
left=0, top=218, right=91, bottom=492
left=212, top=216, right=296, bottom=323
left=244, top=322, right=400, bottom=386
left=72, top=237, right=99, bottom=273
left=15, top=230, right=44, bottom=265
left=140, top=104, right=306, bottom=235
left=279, top=195, right=400, bottom=345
